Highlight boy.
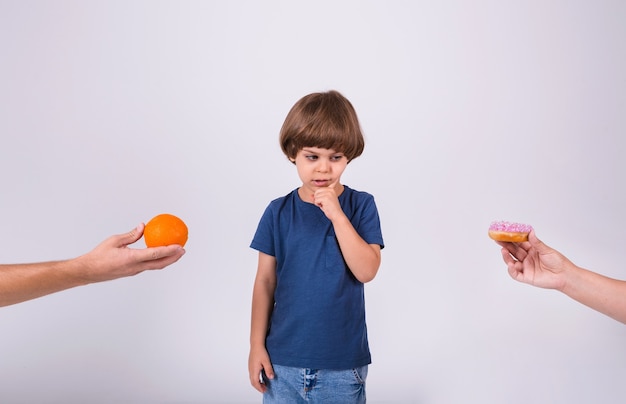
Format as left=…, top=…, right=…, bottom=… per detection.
left=248, top=90, right=384, bottom=403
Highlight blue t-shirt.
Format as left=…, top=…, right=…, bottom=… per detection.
left=250, top=185, right=384, bottom=369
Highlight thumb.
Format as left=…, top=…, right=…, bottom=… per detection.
left=264, top=361, right=275, bottom=379
left=119, top=223, right=145, bottom=247
left=528, top=229, right=548, bottom=252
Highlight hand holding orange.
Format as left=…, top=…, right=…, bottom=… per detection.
left=144, top=213, right=188, bottom=247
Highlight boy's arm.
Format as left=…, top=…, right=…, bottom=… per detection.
left=314, top=185, right=381, bottom=283
left=248, top=252, right=277, bottom=393
left=331, top=216, right=381, bottom=283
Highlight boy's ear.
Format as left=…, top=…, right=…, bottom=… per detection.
left=288, top=157, right=296, bottom=164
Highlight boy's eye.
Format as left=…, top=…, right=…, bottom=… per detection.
left=302, top=154, right=344, bottom=161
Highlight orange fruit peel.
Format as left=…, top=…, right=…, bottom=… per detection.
left=144, top=213, right=188, bottom=247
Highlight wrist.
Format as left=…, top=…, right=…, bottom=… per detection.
left=329, top=212, right=350, bottom=226
left=250, top=340, right=267, bottom=350
left=557, top=261, right=584, bottom=295
left=65, top=255, right=96, bottom=285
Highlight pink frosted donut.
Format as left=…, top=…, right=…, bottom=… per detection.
left=488, top=220, right=532, bottom=242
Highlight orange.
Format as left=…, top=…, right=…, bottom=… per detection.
left=144, top=213, right=188, bottom=247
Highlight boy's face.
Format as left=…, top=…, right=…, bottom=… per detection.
left=292, top=147, right=348, bottom=200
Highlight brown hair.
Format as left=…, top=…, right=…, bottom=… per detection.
left=279, top=90, right=365, bottom=162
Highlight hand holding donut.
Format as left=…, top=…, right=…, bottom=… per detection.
left=491, top=220, right=626, bottom=324
left=497, top=229, right=570, bottom=290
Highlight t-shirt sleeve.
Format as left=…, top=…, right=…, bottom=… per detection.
left=250, top=204, right=276, bottom=256
left=357, top=195, right=385, bottom=249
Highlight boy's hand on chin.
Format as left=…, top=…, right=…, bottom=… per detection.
left=314, top=182, right=343, bottom=220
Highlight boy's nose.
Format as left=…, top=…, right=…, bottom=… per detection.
left=316, top=159, right=329, bottom=172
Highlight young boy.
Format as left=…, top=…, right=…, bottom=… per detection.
left=248, top=90, right=384, bottom=403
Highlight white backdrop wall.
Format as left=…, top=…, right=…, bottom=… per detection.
left=1, top=1, right=625, bottom=403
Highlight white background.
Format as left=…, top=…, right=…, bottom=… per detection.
left=1, top=1, right=625, bottom=403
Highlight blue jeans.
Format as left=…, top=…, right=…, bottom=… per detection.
left=263, top=364, right=368, bottom=404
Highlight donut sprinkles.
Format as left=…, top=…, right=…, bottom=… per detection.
left=488, top=220, right=533, bottom=242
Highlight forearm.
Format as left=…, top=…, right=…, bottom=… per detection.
left=332, top=216, right=381, bottom=283
left=560, top=264, right=626, bottom=324
left=0, top=259, right=88, bottom=307
left=250, top=281, right=274, bottom=348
